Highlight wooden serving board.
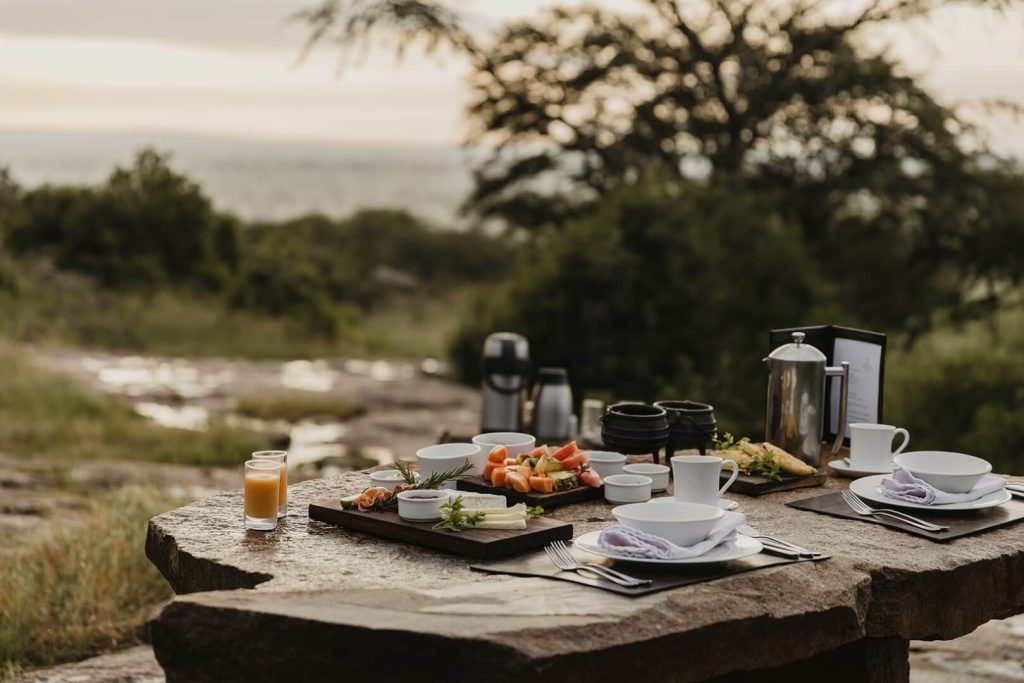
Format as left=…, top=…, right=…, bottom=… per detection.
left=308, top=499, right=573, bottom=559
left=720, top=470, right=826, bottom=496
left=456, top=476, right=602, bottom=509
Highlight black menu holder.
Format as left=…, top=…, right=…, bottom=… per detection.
left=768, top=325, right=886, bottom=446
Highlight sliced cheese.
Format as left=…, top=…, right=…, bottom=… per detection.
left=454, top=493, right=508, bottom=510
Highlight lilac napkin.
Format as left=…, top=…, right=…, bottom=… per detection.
left=880, top=467, right=1006, bottom=505
left=596, top=512, right=746, bottom=560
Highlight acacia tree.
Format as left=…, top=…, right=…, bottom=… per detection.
left=299, top=0, right=1023, bottom=332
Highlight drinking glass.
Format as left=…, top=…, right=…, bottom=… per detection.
left=244, top=460, right=282, bottom=531
left=252, top=450, right=288, bottom=518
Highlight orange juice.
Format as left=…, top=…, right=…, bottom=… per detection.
left=245, top=472, right=280, bottom=519
left=252, top=451, right=288, bottom=517
left=277, top=464, right=288, bottom=507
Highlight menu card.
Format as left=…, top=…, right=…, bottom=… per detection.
left=768, top=325, right=886, bottom=445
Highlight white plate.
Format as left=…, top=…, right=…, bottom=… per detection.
left=648, top=497, right=738, bottom=511
left=573, top=531, right=762, bottom=565
left=849, top=474, right=1012, bottom=511
left=828, top=459, right=893, bottom=478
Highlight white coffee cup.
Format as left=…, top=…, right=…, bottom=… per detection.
left=849, top=423, right=909, bottom=472
left=671, top=455, right=739, bottom=506
left=415, top=443, right=481, bottom=489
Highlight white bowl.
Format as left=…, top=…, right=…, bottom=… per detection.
left=587, top=451, right=627, bottom=479
left=893, top=451, right=992, bottom=493
left=415, top=443, right=480, bottom=489
left=471, top=432, right=536, bottom=473
left=623, top=463, right=670, bottom=492
left=369, top=469, right=420, bottom=492
left=396, top=489, right=450, bottom=522
left=612, top=501, right=724, bottom=546
left=603, top=474, right=652, bottom=503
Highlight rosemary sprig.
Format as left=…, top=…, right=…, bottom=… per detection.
left=393, top=459, right=473, bottom=491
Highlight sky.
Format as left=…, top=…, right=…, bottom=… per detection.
left=1, top=0, right=1022, bottom=153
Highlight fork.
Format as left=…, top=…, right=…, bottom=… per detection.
left=544, top=542, right=651, bottom=587
left=840, top=490, right=949, bottom=532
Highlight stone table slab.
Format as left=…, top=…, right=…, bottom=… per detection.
left=146, top=467, right=1024, bottom=682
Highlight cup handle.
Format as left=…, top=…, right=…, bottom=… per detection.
left=719, top=460, right=740, bottom=495
left=892, top=428, right=910, bottom=455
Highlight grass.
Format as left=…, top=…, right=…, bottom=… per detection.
left=236, top=392, right=367, bottom=422
left=0, top=262, right=477, bottom=360
left=0, top=485, right=179, bottom=676
left=0, top=344, right=267, bottom=466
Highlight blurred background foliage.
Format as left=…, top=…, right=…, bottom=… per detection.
left=0, top=0, right=1021, bottom=466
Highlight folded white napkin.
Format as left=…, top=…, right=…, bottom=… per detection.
left=596, top=512, right=746, bottom=560
left=880, top=467, right=1006, bottom=505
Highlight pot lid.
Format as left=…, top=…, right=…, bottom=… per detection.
left=767, top=331, right=826, bottom=363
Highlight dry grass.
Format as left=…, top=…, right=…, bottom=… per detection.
left=236, top=392, right=367, bottom=423
left=0, top=344, right=267, bottom=466
left=0, top=485, right=179, bottom=674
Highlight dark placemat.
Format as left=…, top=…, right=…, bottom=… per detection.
left=788, top=491, right=1024, bottom=541
left=471, top=548, right=829, bottom=596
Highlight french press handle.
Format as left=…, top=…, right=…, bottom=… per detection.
left=825, top=361, right=850, bottom=454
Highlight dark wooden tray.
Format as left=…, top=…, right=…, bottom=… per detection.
left=308, top=498, right=573, bottom=558
left=719, top=470, right=826, bottom=496
left=456, top=476, right=603, bottom=508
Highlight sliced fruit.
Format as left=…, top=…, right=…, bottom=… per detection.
left=516, top=453, right=531, bottom=465
left=487, top=445, right=509, bottom=464
left=548, top=470, right=578, bottom=491
left=505, top=458, right=518, bottom=466
left=483, top=461, right=501, bottom=480
left=513, top=464, right=532, bottom=478
left=560, top=452, right=587, bottom=470
left=529, top=474, right=554, bottom=494
left=534, top=454, right=563, bottom=475
left=506, top=471, right=531, bottom=493
left=528, top=446, right=549, bottom=460
left=579, top=469, right=602, bottom=488
left=490, top=466, right=508, bottom=488
left=550, top=442, right=578, bottom=461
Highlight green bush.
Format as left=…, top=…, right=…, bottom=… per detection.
left=887, top=307, right=1024, bottom=474
left=5, top=150, right=239, bottom=291
left=451, top=180, right=836, bottom=435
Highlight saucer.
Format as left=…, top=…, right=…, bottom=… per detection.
left=828, top=459, right=893, bottom=478
left=574, top=531, right=761, bottom=565
left=849, top=474, right=1012, bottom=511
left=648, top=497, right=738, bottom=511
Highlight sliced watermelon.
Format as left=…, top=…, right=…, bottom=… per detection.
left=550, top=442, right=578, bottom=461
left=579, top=469, right=602, bottom=488
left=560, top=452, right=587, bottom=470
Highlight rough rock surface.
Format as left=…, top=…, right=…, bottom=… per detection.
left=12, top=646, right=163, bottom=683
left=146, top=467, right=1024, bottom=682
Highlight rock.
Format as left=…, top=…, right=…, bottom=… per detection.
left=12, top=646, right=163, bottom=683
left=146, top=470, right=1024, bottom=681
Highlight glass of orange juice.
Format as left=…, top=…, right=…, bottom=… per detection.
left=252, top=450, right=288, bottom=518
left=245, top=460, right=282, bottom=530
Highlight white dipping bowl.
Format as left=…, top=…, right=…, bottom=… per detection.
left=893, top=451, right=992, bottom=493
left=369, top=469, right=420, bottom=492
left=587, top=451, right=627, bottom=480
left=623, top=463, right=671, bottom=492
left=612, top=501, right=724, bottom=546
left=416, top=443, right=480, bottom=489
left=396, top=489, right=450, bottom=522
left=604, top=474, right=652, bottom=503
left=471, top=432, right=536, bottom=472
